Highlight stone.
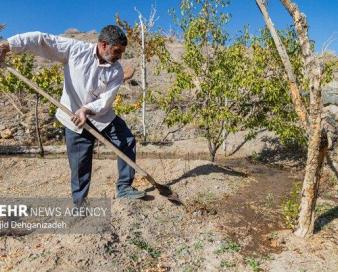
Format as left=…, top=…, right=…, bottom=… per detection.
left=0, top=128, right=13, bottom=139
left=322, top=79, right=338, bottom=106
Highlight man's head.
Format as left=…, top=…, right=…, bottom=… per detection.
left=97, top=25, right=127, bottom=64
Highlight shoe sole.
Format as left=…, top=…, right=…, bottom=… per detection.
left=116, top=194, right=146, bottom=199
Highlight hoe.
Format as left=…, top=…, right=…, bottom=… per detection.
left=2, top=64, right=181, bottom=205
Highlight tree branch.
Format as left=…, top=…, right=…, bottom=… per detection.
left=256, top=0, right=309, bottom=131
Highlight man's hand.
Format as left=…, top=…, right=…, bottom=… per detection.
left=71, top=107, right=94, bottom=128
left=0, top=41, right=10, bottom=63
left=123, top=64, right=135, bottom=82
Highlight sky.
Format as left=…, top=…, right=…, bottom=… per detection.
left=1, top=0, right=338, bottom=53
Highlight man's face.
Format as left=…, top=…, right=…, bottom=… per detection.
left=99, top=42, right=126, bottom=64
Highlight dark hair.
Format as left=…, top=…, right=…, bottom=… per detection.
left=98, top=25, right=127, bottom=46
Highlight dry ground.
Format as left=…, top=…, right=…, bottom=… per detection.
left=0, top=154, right=337, bottom=272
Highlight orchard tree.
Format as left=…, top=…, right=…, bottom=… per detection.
left=116, top=6, right=160, bottom=142
left=256, top=0, right=338, bottom=237
left=0, top=52, right=63, bottom=156
left=152, top=0, right=247, bottom=161
left=153, top=0, right=308, bottom=161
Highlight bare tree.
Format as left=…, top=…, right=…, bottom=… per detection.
left=135, top=6, right=159, bottom=142
left=256, top=0, right=328, bottom=237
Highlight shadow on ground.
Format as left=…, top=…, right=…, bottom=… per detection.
left=314, top=205, right=338, bottom=233
left=252, top=136, right=306, bottom=168
left=166, top=164, right=247, bottom=187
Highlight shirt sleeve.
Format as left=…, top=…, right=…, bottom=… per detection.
left=7, top=31, right=75, bottom=64
left=83, top=69, right=124, bottom=116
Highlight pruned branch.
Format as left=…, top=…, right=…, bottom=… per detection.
left=321, top=32, right=338, bottom=56
left=134, top=5, right=159, bottom=31
left=2, top=91, right=25, bottom=117
left=280, top=0, right=316, bottom=72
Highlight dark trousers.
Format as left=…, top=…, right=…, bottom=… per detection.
left=65, top=116, right=136, bottom=205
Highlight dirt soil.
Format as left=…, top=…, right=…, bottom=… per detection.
left=0, top=153, right=337, bottom=272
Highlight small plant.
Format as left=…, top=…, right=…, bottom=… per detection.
left=328, top=175, right=338, bottom=188
left=214, top=239, right=241, bottom=255
left=269, top=231, right=278, bottom=240
left=195, top=192, right=216, bottom=205
left=220, top=260, right=235, bottom=269
left=176, top=244, right=189, bottom=256
left=129, top=232, right=161, bottom=258
left=225, top=240, right=241, bottom=252
left=103, top=241, right=116, bottom=256
left=281, top=181, right=302, bottom=229
left=193, top=240, right=204, bottom=250
left=246, top=257, right=261, bottom=272
left=250, top=152, right=261, bottom=161
left=129, top=253, right=138, bottom=262
left=182, top=265, right=194, bottom=272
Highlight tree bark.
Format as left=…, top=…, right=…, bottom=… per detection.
left=139, top=14, right=147, bottom=143
left=208, top=139, right=217, bottom=162
left=280, top=0, right=324, bottom=238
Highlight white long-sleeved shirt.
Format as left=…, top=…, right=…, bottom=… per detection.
left=8, top=31, right=124, bottom=134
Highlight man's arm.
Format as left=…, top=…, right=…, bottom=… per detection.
left=4, top=32, right=75, bottom=64
left=71, top=107, right=94, bottom=128
left=82, top=70, right=124, bottom=119
left=72, top=78, right=122, bottom=128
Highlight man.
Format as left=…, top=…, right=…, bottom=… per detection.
left=0, top=25, right=146, bottom=205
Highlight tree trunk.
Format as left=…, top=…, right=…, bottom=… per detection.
left=294, top=65, right=324, bottom=237
left=293, top=86, right=322, bottom=237
left=207, top=139, right=217, bottom=162
left=280, top=0, right=324, bottom=238
left=139, top=15, right=147, bottom=143
left=35, top=94, right=44, bottom=157
left=295, top=137, right=327, bottom=237
left=257, top=0, right=325, bottom=237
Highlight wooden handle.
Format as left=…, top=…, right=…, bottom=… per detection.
left=4, top=65, right=157, bottom=185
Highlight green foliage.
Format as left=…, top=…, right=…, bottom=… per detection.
left=0, top=53, right=63, bottom=117
left=220, top=260, right=235, bottom=269
left=245, top=257, right=262, bottom=272
left=113, top=94, right=142, bottom=115
left=281, top=181, right=302, bottom=229
left=153, top=0, right=312, bottom=161
left=213, top=239, right=241, bottom=254
left=0, top=53, right=64, bottom=133
left=129, top=231, right=161, bottom=258
left=0, top=54, right=34, bottom=92
left=154, top=0, right=243, bottom=161
left=321, top=56, right=338, bottom=86
left=240, top=27, right=308, bottom=146
left=33, top=64, right=63, bottom=115
left=115, top=14, right=160, bottom=62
